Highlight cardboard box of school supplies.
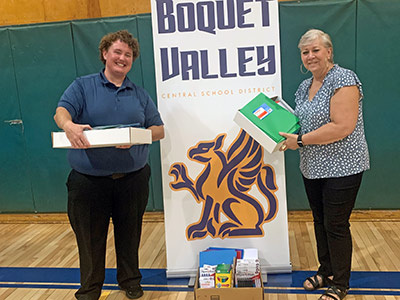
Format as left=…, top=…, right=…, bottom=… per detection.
left=195, top=248, right=264, bottom=300
left=194, top=268, right=264, bottom=300
left=234, top=93, right=300, bottom=153
left=52, top=127, right=152, bottom=148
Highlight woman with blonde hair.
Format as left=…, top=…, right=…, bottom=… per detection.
left=280, top=29, right=370, bottom=300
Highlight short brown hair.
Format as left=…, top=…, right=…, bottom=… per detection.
left=98, top=30, right=140, bottom=64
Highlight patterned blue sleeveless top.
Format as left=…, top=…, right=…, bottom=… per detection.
left=294, top=64, right=370, bottom=179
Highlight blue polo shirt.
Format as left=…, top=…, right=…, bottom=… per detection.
left=58, top=71, right=164, bottom=176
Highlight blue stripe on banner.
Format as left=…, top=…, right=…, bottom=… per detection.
left=1, top=268, right=400, bottom=296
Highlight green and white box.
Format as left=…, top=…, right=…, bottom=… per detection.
left=234, top=93, right=300, bottom=153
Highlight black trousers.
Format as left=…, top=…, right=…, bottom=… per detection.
left=66, top=164, right=151, bottom=300
left=302, top=172, right=363, bottom=291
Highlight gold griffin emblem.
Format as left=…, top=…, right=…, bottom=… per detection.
left=169, top=129, right=279, bottom=240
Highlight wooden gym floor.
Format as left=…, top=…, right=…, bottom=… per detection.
left=0, top=210, right=399, bottom=299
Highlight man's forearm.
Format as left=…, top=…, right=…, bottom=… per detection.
left=54, top=107, right=73, bottom=130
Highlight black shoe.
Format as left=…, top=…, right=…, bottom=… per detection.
left=76, top=296, right=98, bottom=300
left=75, top=290, right=101, bottom=300
left=121, top=284, right=144, bottom=299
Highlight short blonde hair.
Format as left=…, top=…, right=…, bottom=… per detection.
left=298, top=29, right=334, bottom=63
left=99, top=30, right=140, bottom=65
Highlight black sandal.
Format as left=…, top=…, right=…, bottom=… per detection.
left=319, top=286, right=348, bottom=300
left=303, top=274, right=326, bottom=291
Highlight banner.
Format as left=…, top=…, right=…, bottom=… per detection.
left=151, top=0, right=291, bottom=277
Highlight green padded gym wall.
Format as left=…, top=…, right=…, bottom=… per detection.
left=355, top=0, right=400, bottom=207
left=0, top=28, right=34, bottom=212
left=8, top=23, right=77, bottom=212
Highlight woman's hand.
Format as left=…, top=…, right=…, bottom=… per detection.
left=279, top=132, right=299, bottom=151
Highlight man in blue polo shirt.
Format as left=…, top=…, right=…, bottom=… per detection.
left=54, top=30, right=164, bottom=300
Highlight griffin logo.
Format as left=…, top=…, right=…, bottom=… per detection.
left=169, top=129, right=278, bottom=240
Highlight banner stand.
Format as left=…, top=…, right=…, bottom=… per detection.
left=151, top=0, right=292, bottom=278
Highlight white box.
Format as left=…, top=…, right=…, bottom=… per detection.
left=233, top=111, right=284, bottom=154
left=52, top=127, right=152, bottom=148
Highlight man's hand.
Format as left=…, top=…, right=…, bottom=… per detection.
left=54, top=107, right=91, bottom=149
left=63, top=121, right=92, bottom=149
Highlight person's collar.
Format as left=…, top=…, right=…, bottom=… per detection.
left=122, top=76, right=134, bottom=89
left=99, top=69, right=111, bottom=85
left=99, top=69, right=134, bottom=89
left=323, top=64, right=337, bottom=80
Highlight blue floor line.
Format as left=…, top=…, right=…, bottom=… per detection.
left=1, top=284, right=400, bottom=296
left=1, top=267, right=400, bottom=295
left=264, top=289, right=400, bottom=296
left=266, top=270, right=400, bottom=289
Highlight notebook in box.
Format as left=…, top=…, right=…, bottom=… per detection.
left=239, top=93, right=300, bottom=143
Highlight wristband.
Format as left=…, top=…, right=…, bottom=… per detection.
left=297, top=134, right=304, bottom=147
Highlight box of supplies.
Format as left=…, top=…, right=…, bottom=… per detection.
left=194, top=269, right=264, bottom=300
left=52, top=127, right=152, bottom=148
left=234, top=93, right=300, bottom=153
left=195, top=249, right=264, bottom=300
